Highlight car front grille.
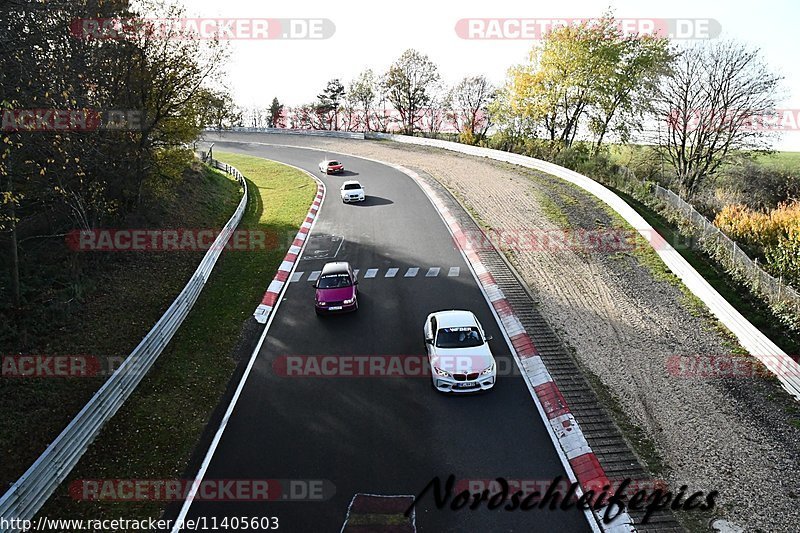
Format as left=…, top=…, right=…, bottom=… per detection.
left=452, top=372, right=480, bottom=381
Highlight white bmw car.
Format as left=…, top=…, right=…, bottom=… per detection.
left=423, top=310, right=496, bottom=393
left=340, top=180, right=365, bottom=203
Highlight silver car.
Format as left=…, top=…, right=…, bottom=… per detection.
left=424, top=310, right=496, bottom=393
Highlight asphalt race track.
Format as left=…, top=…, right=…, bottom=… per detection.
left=177, top=139, right=594, bottom=532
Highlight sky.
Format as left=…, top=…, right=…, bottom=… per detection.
left=157, top=0, right=800, bottom=151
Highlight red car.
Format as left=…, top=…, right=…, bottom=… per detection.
left=318, top=159, right=344, bottom=174
left=314, top=261, right=358, bottom=314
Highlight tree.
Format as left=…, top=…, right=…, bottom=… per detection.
left=423, top=84, right=447, bottom=136
left=0, top=0, right=233, bottom=341
left=448, top=75, right=495, bottom=144
left=268, top=97, right=284, bottom=128
left=488, top=81, right=541, bottom=151
left=499, top=14, right=671, bottom=151
left=195, top=89, right=240, bottom=131
left=384, top=49, right=440, bottom=135
left=654, top=42, right=781, bottom=198
left=586, top=23, right=672, bottom=152
left=316, top=79, right=345, bottom=130
left=347, top=69, right=376, bottom=131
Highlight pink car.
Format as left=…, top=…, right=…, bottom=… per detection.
left=314, top=261, right=358, bottom=314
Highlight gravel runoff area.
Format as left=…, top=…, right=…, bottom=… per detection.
left=207, top=133, right=800, bottom=532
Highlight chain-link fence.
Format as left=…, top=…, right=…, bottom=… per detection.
left=636, top=179, right=800, bottom=322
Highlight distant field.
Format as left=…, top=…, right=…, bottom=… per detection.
left=606, top=143, right=800, bottom=173
left=753, top=151, right=800, bottom=171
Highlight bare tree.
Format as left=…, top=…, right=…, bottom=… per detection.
left=423, top=82, right=447, bottom=136
left=384, top=49, right=440, bottom=135
left=448, top=75, right=495, bottom=143
left=654, top=42, right=782, bottom=198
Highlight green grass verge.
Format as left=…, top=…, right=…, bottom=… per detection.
left=40, top=152, right=315, bottom=520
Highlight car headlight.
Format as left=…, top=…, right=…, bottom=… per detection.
left=434, top=367, right=450, bottom=377
left=343, top=298, right=354, bottom=304
left=481, top=363, right=495, bottom=375
left=318, top=302, right=326, bottom=306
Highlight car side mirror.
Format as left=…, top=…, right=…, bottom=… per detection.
left=425, top=338, right=433, bottom=344
left=485, top=335, right=493, bottom=341
left=354, top=280, right=359, bottom=285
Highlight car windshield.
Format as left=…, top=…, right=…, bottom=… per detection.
left=344, top=184, right=361, bottom=190
left=435, top=327, right=483, bottom=348
left=328, top=161, right=340, bottom=166
left=317, top=273, right=352, bottom=289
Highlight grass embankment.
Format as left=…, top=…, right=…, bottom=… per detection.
left=0, top=163, right=241, bottom=490
left=36, top=152, right=315, bottom=520
left=610, top=186, right=800, bottom=355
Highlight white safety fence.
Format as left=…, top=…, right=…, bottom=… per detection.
left=359, top=132, right=800, bottom=400
left=0, top=158, right=248, bottom=531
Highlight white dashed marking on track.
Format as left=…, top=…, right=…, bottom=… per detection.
left=288, top=267, right=463, bottom=282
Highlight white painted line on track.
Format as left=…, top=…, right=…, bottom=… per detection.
left=385, top=268, right=399, bottom=278
left=425, top=267, right=440, bottom=277
left=404, top=267, right=419, bottom=277
left=448, top=267, right=460, bottom=277
left=364, top=268, right=378, bottom=278
left=290, top=271, right=304, bottom=283
left=308, top=271, right=321, bottom=281
left=173, top=157, right=326, bottom=531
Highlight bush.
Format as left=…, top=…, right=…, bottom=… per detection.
left=715, top=201, right=800, bottom=287
left=711, top=160, right=800, bottom=212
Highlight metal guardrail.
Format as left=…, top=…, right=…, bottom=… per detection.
left=0, top=158, right=248, bottom=531
left=358, top=132, right=800, bottom=400
left=221, top=127, right=365, bottom=139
